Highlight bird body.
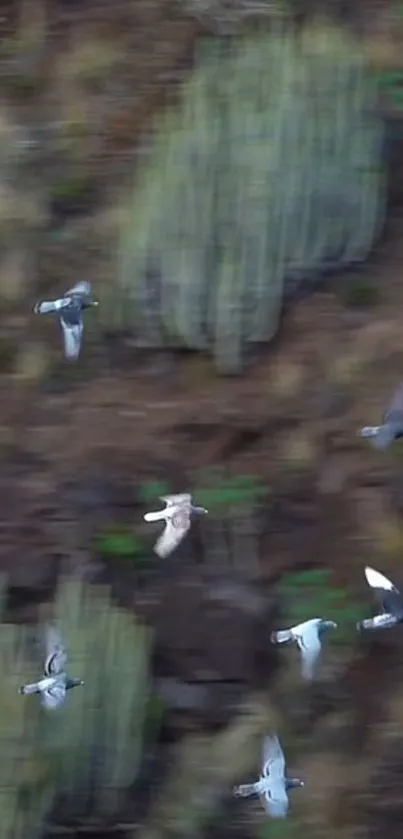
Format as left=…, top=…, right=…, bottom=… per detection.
left=233, top=734, right=304, bottom=818
left=271, top=617, right=337, bottom=680
left=143, top=493, right=208, bottom=558
left=34, top=280, right=98, bottom=360
left=360, top=384, right=403, bottom=449
left=357, top=566, right=403, bottom=632
left=19, top=625, right=83, bottom=709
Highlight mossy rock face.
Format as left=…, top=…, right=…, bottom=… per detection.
left=114, top=24, right=385, bottom=373
left=38, top=577, right=153, bottom=820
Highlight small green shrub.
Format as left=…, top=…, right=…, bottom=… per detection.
left=139, top=481, right=171, bottom=504
left=340, top=278, right=380, bottom=308
left=376, top=69, right=403, bottom=110
left=5, top=71, right=39, bottom=98
left=139, top=472, right=268, bottom=512
left=94, top=524, right=148, bottom=564
left=258, top=817, right=299, bottom=839
left=0, top=336, right=17, bottom=373
left=144, top=692, right=166, bottom=742
left=195, top=468, right=268, bottom=510
left=49, top=174, right=95, bottom=218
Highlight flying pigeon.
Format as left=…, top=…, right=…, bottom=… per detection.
left=270, top=618, right=337, bottom=680
left=19, top=625, right=83, bottom=709
left=357, top=566, right=403, bottom=632
left=233, top=734, right=304, bottom=818
left=34, top=280, right=98, bottom=360
left=360, top=383, right=403, bottom=450
left=143, top=493, right=208, bottom=558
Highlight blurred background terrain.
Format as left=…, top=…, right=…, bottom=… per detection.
left=3, top=0, right=403, bottom=838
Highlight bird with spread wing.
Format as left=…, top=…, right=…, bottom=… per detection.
left=357, top=566, right=403, bottom=632
left=143, top=493, right=208, bottom=558
left=19, top=625, right=83, bottom=709
left=360, top=383, right=403, bottom=450
left=271, top=617, right=337, bottom=680
left=34, top=280, right=98, bottom=360
left=233, top=734, right=304, bottom=818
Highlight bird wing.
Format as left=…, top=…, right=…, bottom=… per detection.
left=384, top=384, right=403, bottom=423
left=260, top=785, right=289, bottom=818
left=294, top=620, right=322, bottom=680
left=262, top=735, right=286, bottom=778
left=41, top=680, right=66, bottom=709
left=34, top=299, right=70, bottom=314
left=60, top=312, right=84, bottom=360
left=154, top=517, right=190, bottom=558
left=20, top=680, right=41, bottom=696
left=371, top=424, right=398, bottom=450
left=160, top=493, right=192, bottom=507
left=365, top=566, right=403, bottom=616
left=64, top=281, right=91, bottom=298
left=365, top=566, right=396, bottom=592
left=44, top=626, right=67, bottom=676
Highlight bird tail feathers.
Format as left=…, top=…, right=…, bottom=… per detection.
left=233, top=784, right=257, bottom=798
left=357, top=614, right=397, bottom=631
left=271, top=629, right=293, bottom=645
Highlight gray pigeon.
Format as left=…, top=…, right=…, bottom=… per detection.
left=34, top=280, right=98, bottom=360
left=360, top=384, right=403, bottom=450
left=271, top=618, right=337, bottom=680
left=19, top=625, right=83, bottom=709
left=143, top=493, right=208, bottom=558
left=357, top=566, right=403, bottom=632
left=233, top=734, right=304, bottom=818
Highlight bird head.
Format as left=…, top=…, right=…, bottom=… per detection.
left=287, top=778, right=304, bottom=789
left=90, top=301, right=99, bottom=307
left=66, top=678, right=84, bottom=690
left=326, top=620, right=338, bottom=630
left=192, top=506, right=208, bottom=515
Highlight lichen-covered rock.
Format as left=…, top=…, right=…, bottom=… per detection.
left=114, top=23, right=385, bottom=373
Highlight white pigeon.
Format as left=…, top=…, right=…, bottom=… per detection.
left=360, top=383, right=403, bottom=450
left=143, top=493, right=208, bottom=558
left=34, top=280, right=98, bottom=360
left=19, top=625, right=83, bottom=709
left=271, top=617, right=337, bottom=680
left=233, top=734, right=304, bottom=818
left=357, top=566, right=403, bottom=631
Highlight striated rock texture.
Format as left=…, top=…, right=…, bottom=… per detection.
left=114, top=22, right=385, bottom=373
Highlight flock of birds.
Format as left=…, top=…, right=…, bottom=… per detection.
left=232, top=563, right=403, bottom=817
left=28, top=282, right=403, bottom=818
left=18, top=563, right=403, bottom=818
